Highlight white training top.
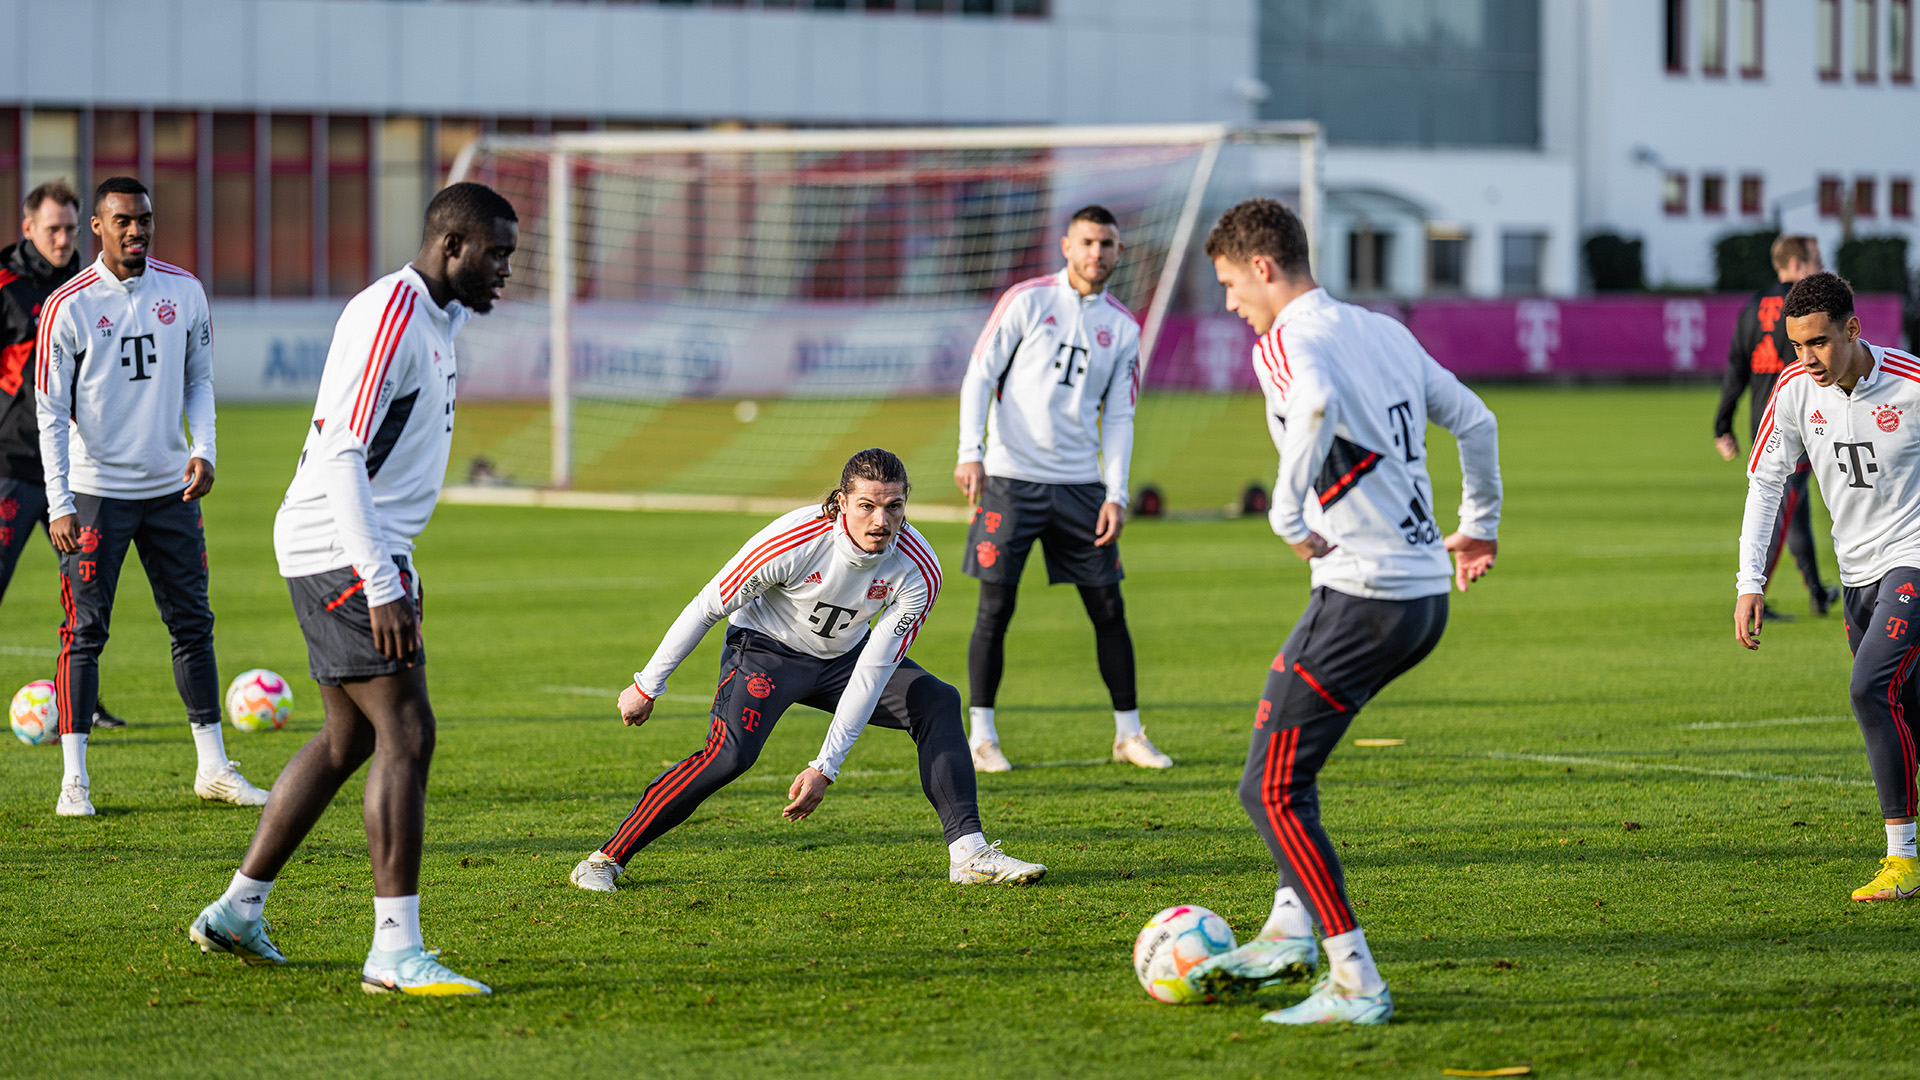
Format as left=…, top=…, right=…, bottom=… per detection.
left=957, top=268, right=1139, bottom=506
left=1739, top=344, right=1920, bottom=593
left=274, top=265, right=469, bottom=607
left=1256, top=288, right=1503, bottom=601
left=34, top=256, right=215, bottom=518
left=633, top=506, right=943, bottom=781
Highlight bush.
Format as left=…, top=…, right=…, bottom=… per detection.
left=1583, top=232, right=1644, bottom=292
left=1714, top=229, right=1780, bottom=292
left=1837, top=235, right=1911, bottom=293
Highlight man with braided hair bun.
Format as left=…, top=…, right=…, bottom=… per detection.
left=569, top=448, right=1046, bottom=893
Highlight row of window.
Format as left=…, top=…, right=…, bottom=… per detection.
left=1345, top=228, right=1548, bottom=297
left=1661, top=170, right=1915, bottom=220
left=1664, top=0, right=1917, bottom=81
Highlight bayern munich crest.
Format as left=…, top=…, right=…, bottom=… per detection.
left=1096, top=326, right=1113, bottom=348
left=155, top=300, right=177, bottom=325
left=1877, top=404, right=1903, bottom=432
left=746, top=673, right=775, bottom=699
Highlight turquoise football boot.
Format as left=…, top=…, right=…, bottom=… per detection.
left=189, top=898, right=286, bottom=966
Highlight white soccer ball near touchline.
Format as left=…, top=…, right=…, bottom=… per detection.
left=10, top=680, right=59, bottom=746
left=1133, top=904, right=1237, bottom=1004
left=226, top=669, right=293, bottom=732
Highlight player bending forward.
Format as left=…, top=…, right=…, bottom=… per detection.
left=1188, top=199, right=1501, bottom=1026
left=570, top=448, right=1046, bottom=893
left=190, top=183, right=517, bottom=996
left=1735, top=272, right=1920, bottom=904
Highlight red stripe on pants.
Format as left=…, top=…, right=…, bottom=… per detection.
left=55, top=575, right=75, bottom=736
left=605, top=716, right=727, bottom=859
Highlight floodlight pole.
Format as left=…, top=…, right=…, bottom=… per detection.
left=548, top=150, right=574, bottom=490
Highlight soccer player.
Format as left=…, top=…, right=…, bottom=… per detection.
left=1188, top=199, right=1501, bottom=1026
left=955, top=204, right=1167, bottom=774
left=1735, top=272, right=1920, bottom=903
left=36, top=178, right=252, bottom=816
left=568, top=448, right=1046, bottom=893
left=0, top=179, right=127, bottom=729
left=1714, top=235, right=1836, bottom=619
left=189, top=183, right=517, bottom=996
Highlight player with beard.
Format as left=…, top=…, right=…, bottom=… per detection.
left=568, top=448, right=1046, bottom=893
left=190, top=183, right=516, bottom=996
left=0, top=180, right=127, bottom=729
left=955, top=205, right=1166, bottom=774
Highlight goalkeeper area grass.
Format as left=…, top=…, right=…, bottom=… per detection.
left=0, top=386, right=1905, bottom=1079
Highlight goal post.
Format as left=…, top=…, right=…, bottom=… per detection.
left=445, top=122, right=1320, bottom=508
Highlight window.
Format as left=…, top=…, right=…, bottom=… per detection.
left=1699, top=173, right=1725, bottom=214
left=1666, top=0, right=1689, bottom=71
left=328, top=117, right=370, bottom=295
left=1703, top=0, right=1728, bottom=72
left=1857, top=0, right=1879, bottom=78
left=1855, top=176, right=1877, bottom=216
left=1347, top=227, right=1392, bottom=294
left=210, top=114, right=254, bottom=295
left=0, top=111, right=16, bottom=243
left=1820, top=0, right=1844, bottom=78
left=1663, top=171, right=1688, bottom=214
left=92, top=109, right=139, bottom=190
left=269, top=115, right=312, bottom=296
left=1818, top=175, right=1844, bottom=216
left=1427, top=229, right=1468, bottom=293
left=1892, top=177, right=1913, bottom=217
left=377, top=118, right=427, bottom=277
left=151, top=113, right=198, bottom=277
left=1894, top=0, right=1914, bottom=80
left=1738, top=0, right=1766, bottom=75
left=1740, top=173, right=1765, bottom=215
left=1501, top=231, right=1547, bottom=294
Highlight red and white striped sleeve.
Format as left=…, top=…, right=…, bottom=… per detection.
left=957, top=278, right=1046, bottom=466
left=31, top=270, right=95, bottom=520
left=807, top=527, right=943, bottom=781
left=1737, top=363, right=1809, bottom=595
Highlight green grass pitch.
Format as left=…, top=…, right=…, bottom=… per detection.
left=0, top=386, right=1908, bottom=1079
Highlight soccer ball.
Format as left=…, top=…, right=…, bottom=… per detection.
left=225, top=669, right=293, bottom=732
left=1133, top=904, right=1237, bottom=1004
left=10, top=680, right=59, bottom=746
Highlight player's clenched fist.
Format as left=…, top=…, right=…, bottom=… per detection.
left=619, top=682, right=655, bottom=727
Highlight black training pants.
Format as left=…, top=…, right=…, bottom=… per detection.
left=600, top=627, right=981, bottom=865
left=56, top=491, right=219, bottom=736
left=1238, top=587, right=1447, bottom=938
left=1843, top=568, right=1920, bottom=820
left=0, top=476, right=48, bottom=604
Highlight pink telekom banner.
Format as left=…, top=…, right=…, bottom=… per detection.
left=1148, top=294, right=1908, bottom=390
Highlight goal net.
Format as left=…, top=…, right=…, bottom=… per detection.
left=444, top=123, right=1318, bottom=515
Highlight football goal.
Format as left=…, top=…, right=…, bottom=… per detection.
left=443, top=122, right=1319, bottom=516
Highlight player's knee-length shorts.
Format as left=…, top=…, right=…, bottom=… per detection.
left=962, top=477, right=1122, bottom=587
left=287, top=556, right=421, bottom=685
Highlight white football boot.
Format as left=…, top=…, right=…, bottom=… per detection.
left=195, top=762, right=270, bottom=806
left=1113, top=732, right=1173, bottom=769
left=569, top=851, right=623, bottom=893
left=950, top=840, right=1047, bottom=885
left=361, top=945, right=491, bottom=996
left=55, top=779, right=95, bottom=817
left=970, top=740, right=1013, bottom=773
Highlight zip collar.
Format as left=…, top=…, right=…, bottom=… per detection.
left=399, top=263, right=474, bottom=339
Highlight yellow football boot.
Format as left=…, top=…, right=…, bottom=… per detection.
left=1851, top=856, right=1920, bottom=901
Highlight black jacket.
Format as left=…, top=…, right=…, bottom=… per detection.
left=0, top=239, right=79, bottom=483
left=1713, top=280, right=1794, bottom=441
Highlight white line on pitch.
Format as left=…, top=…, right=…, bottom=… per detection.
left=1486, top=751, right=1873, bottom=788
left=1680, top=716, right=1853, bottom=730
left=0, top=645, right=56, bottom=658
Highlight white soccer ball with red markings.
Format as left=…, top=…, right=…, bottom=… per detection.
left=10, top=680, right=59, bottom=746
left=225, top=669, right=293, bottom=732
left=1133, top=904, right=1237, bottom=1004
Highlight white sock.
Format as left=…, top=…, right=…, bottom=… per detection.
left=969, top=707, right=998, bottom=746
left=372, top=894, right=424, bottom=953
left=1259, top=886, right=1315, bottom=939
left=1114, top=708, right=1143, bottom=741
left=948, top=831, right=988, bottom=864
left=1889, top=822, right=1917, bottom=859
left=61, top=732, right=88, bottom=786
left=1324, top=927, right=1386, bottom=996
left=190, top=722, right=228, bottom=775
left=222, top=871, right=274, bottom=923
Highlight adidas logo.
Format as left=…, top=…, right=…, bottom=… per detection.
left=1811, top=410, right=1827, bottom=424
left=1901, top=583, right=1917, bottom=597
left=379, top=918, right=400, bottom=929
left=1042, top=315, right=1057, bottom=326
left=1344, top=951, right=1365, bottom=962
left=240, top=894, right=262, bottom=903
left=95, top=316, right=111, bottom=329
left=803, top=571, right=822, bottom=584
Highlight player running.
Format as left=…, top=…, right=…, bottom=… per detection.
left=37, top=178, right=250, bottom=817
left=190, top=183, right=517, bottom=997
left=1186, top=199, right=1501, bottom=1026
left=1734, top=272, right=1920, bottom=904
left=1714, top=235, right=1837, bottom=620
left=955, top=204, right=1168, bottom=774
left=568, top=448, right=1046, bottom=893
left=1, top=179, right=128, bottom=730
